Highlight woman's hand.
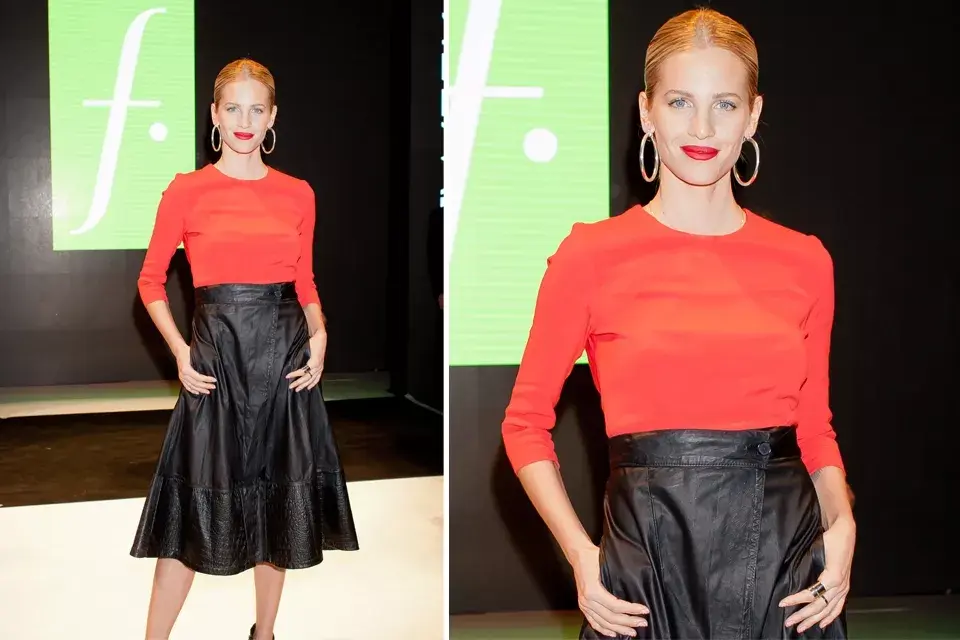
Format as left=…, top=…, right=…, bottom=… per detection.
left=781, top=516, right=856, bottom=634
left=287, top=330, right=326, bottom=392
left=571, top=545, right=648, bottom=638
left=174, top=344, right=216, bottom=395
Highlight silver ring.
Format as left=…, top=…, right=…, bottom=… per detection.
left=809, top=582, right=827, bottom=598
left=303, top=365, right=312, bottom=375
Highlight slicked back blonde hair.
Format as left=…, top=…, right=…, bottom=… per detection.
left=213, top=58, right=276, bottom=106
left=644, top=8, right=759, bottom=102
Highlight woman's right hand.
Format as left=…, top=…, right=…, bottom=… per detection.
left=571, top=545, right=648, bottom=637
left=174, top=344, right=217, bottom=395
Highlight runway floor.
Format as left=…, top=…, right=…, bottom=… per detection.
left=0, top=389, right=444, bottom=639
left=2, top=477, right=442, bottom=639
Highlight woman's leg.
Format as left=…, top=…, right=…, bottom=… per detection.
left=144, top=558, right=195, bottom=639
left=253, top=562, right=287, bottom=638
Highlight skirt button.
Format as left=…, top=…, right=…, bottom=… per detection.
left=758, top=442, right=772, bottom=455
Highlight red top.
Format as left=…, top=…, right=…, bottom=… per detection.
left=138, top=164, right=320, bottom=307
left=501, top=206, right=844, bottom=476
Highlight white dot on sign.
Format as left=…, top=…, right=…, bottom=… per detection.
left=149, top=122, right=168, bottom=142
left=523, top=128, right=557, bottom=163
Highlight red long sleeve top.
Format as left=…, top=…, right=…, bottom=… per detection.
left=501, top=206, right=844, bottom=476
left=138, top=164, right=321, bottom=307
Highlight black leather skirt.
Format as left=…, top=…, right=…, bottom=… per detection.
left=130, top=283, right=359, bottom=575
left=581, top=427, right=846, bottom=640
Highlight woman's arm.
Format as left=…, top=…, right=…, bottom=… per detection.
left=782, top=238, right=854, bottom=633
left=501, top=225, right=594, bottom=472
left=144, top=300, right=189, bottom=358
left=793, top=237, right=846, bottom=476
left=143, top=300, right=216, bottom=395
left=302, top=303, right=326, bottom=338
left=517, top=461, right=595, bottom=563
left=138, top=175, right=216, bottom=395
left=287, top=182, right=325, bottom=392
left=502, top=226, right=594, bottom=533
left=811, top=466, right=854, bottom=528
left=502, top=226, right=648, bottom=637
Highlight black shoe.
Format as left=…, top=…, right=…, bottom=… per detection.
left=249, top=623, right=275, bottom=640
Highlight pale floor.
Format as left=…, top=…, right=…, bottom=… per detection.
left=0, top=475, right=443, bottom=640
left=0, top=371, right=392, bottom=419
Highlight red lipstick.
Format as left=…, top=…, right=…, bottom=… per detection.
left=233, top=132, right=254, bottom=141
left=681, top=145, right=719, bottom=160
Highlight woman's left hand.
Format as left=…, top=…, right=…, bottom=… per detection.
left=781, top=516, right=856, bottom=634
left=287, top=330, right=326, bottom=392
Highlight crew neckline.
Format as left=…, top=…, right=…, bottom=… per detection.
left=639, top=205, right=752, bottom=239
left=208, top=162, right=271, bottom=182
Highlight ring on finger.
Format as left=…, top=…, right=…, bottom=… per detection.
left=809, top=582, right=827, bottom=599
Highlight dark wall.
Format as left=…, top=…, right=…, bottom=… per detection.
left=385, top=0, right=443, bottom=408
left=405, top=2, right=443, bottom=409
left=450, top=0, right=959, bottom=614
left=0, top=2, right=393, bottom=386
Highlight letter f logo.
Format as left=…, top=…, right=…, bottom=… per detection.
left=71, top=8, right=166, bottom=236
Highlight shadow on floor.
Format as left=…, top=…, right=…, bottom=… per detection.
left=0, top=396, right=442, bottom=508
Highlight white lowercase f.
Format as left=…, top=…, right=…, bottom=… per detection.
left=71, top=7, right=166, bottom=235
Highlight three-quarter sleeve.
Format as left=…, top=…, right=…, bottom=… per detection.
left=796, top=236, right=845, bottom=474
left=295, top=181, right=321, bottom=307
left=138, top=175, right=186, bottom=305
left=501, top=223, right=596, bottom=473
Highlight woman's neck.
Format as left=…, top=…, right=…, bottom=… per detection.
left=215, top=149, right=268, bottom=180
left=645, top=169, right=744, bottom=236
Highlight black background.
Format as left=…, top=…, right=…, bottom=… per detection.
left=0, top=1, right=443, bottom=408
left=450, top=0, right=959, bottom=614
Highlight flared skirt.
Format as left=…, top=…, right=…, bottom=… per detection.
left=130, top=283, right=359, bottom=576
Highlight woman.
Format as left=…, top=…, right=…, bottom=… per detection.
left=131, top=59, right=359, bottom=640
left=501, top=9, right=854, bottom=639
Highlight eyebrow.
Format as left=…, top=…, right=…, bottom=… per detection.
left=225, top=102, right=267, bottom=107
left=666, top=90, right=742, bottom=100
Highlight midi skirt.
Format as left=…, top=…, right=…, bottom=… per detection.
left=130, top=283, right=359, bottom=575
left=581, top=427, right=847, bottom=640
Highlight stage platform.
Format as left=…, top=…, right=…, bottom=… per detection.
left=0, top=371, right=391, bottom=419
left=0, top=370, right=443, bottom=638
left=450, top=597, right=960, bottom=639
left=0, top=475, right=443, bottom=639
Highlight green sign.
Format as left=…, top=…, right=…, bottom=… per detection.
left=48, top=0, right=195, bottom=250
left=445, top=0, right=610, bottom=366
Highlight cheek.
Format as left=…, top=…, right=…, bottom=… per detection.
left=718, top=110, right=751, bottom=135
left=253, top=113, right=272, bottom=129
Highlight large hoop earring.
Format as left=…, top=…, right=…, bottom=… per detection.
left=733, top=136, right=759, bottom=187
left=261, top=127, right=276, bottom=155
left=639, top=131, right=659, bottom=182
left=210, top=124, right=221, bottom=153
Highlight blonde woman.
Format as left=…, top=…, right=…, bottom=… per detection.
left=131, top=59, right=359, bottom=640
left=502, top=10, right=854, bottom=639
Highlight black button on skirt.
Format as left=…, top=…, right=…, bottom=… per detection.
left=130, top=283, right=359, bottom=576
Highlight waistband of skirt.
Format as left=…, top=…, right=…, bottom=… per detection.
left=607, top=426, right=800, bottom=469
left=194, top=282, right=298, bottom=305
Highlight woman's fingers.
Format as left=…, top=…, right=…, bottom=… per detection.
left=180, top=370, right=215, bottom=394
left=288, top=363, right=323, bottom=391
left=184, top=369, right=216, bottom=393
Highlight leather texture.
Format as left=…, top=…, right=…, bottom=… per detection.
left=581, top=427, right=847, bottom=640
left=130, top=283, right=359, bottom=575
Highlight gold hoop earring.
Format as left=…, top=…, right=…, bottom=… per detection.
left=639, top=131, right=659, bottom=182
left=261, top=127, right=276, bottom=155
left=733, top=136, right=759, bottom=186
left=211, top=124, right=221, bottom=153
